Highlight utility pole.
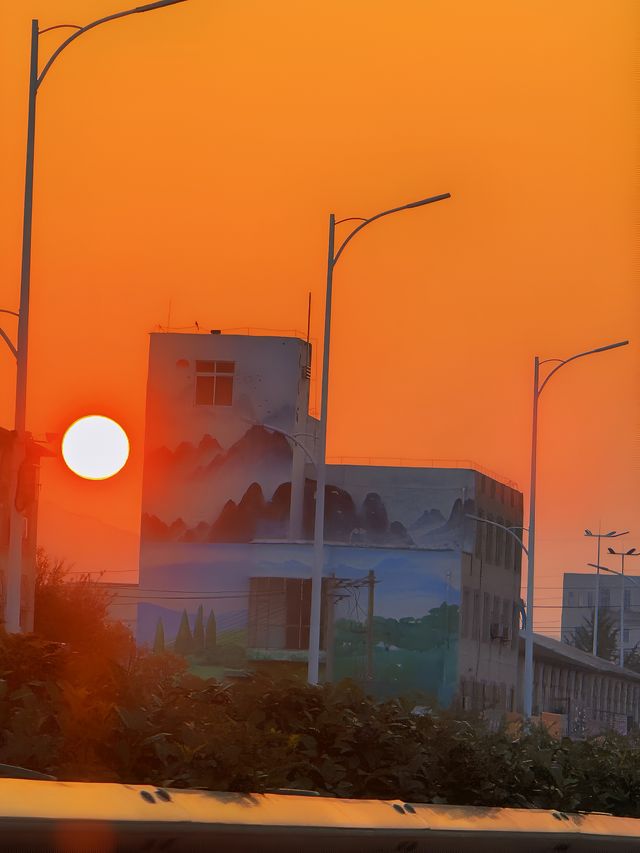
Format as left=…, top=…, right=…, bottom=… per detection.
left=366, top=570, right=375, bottom=681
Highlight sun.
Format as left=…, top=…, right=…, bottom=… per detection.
left=62, top=415, right=130, bottom=481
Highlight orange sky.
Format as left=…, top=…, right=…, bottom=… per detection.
left=1, top=0, right=638, bottom=637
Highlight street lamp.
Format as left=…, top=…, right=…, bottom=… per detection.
left=6, top=0, right=189, bottom=632
left=523, top=339, right=629, bottom=719
left=606, top=547, right=640, bottom=668
left=307, top=192, right=451, bottom=684
left=584, top=529, right=629, bottom=658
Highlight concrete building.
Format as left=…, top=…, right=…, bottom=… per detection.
left=561, top=571, right=640, bottom=662
left=135, top=329, right=524, bottom=706
left=515, top=632, right=640, bottom=736
left=0, top=427, right=50, bottom=631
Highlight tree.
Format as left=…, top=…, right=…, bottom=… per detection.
left=570, top=609, right=618, bottom=662
left=33, top=548, right=133, bottom=663
left=153, top=618, right=165, bottom=654
left=174, top=610, right=193, bottom=656
left=205, top=610, right=217, bottom=651
left=193, top=605, right=205, bottom=653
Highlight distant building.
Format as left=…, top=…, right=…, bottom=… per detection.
left=561, top=571, right=640, bottom=661
left=515, top=632, right=640, bottom=736
left=135, top=330, right=524, bottom=707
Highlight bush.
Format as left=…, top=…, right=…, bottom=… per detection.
left=1, top=644, right=640, bottom=817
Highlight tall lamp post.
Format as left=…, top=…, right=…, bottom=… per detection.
left=5, top=0, right=188, bottom=632
left=523, top=339, right=629, bottom=719
left=307, top=192, right=451, bottom=684
left=584, top=528, right=629, bottom=657
left=606, top=547, right=640, bottom=668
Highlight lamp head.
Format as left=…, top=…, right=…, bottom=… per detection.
left=585, top=529, right=593, bottom=536
left=608, top=547, right=616, bottom=554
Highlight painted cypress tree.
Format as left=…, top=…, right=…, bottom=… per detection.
left=174, top=609, right=193, bottom=656
left=153, top=617, right=165, bottom=654
left=193, top=604, right=205, bottom=653
left=205, top=610, right=217, bottom=651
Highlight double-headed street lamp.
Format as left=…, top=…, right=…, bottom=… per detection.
left=307, top=192, right=451, bottom=684
left=523, top=339, right=629, bottom=719
left=584, top=528, right=629, bottom=657
left=5, top=0, right=188, bottom=632
left=605, top=546, right=640, bottom=668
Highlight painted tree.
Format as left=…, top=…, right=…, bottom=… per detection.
left=205, top=610, right=217, bottom=651
left=153, top=618, right=165, bottom=654
left=174, top=609, right=193, bottom=656
left=571, top=609, right=618, bottom=662
left=193, top=605, right=205, bottom=653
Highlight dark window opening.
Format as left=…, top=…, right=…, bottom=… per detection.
left=195, top=360, right=235, bottom=407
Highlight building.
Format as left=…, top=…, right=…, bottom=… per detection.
left=0, top=427, right=51, bottom=631
left=515, top=632, right=640, bottom=736
left=134, top=329, right=525, bottom=706
left=561, top=571, right=640, bottom=661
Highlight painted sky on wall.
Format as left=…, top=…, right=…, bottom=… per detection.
left=0, top=1, right=638, bottom=637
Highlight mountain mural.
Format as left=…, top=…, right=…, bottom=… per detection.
left=142, top=425, right=294, bottom=527
left=142, top=478, right=476, bottom=548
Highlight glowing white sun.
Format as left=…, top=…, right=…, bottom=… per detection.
left=62, top=415, right=130, bottom=480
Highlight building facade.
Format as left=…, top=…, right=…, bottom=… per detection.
left=137, top=331, right=524, bottom=706
left=562, top=571, right=640, bottom=662
left=0, top=427, right=49, bottom=631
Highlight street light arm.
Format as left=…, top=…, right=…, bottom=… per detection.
left=332, top=193, right=451, bottom=266
left=466, top=513, right=529, bottom=556
left=37, top=0, right=187, bottom=88
left=538, top=340, right=629, bottom=397
left=0, top=328, right=17, bottom=360
left=588, top=563, right=640, bottom=589
left=0, top=310, right=19, bottom=318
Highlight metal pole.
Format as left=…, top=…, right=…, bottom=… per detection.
left=6, top=20, right=39, bottom=633
left=307, top=214, right=335, bottom=684
left=523, top=356, right=539, bottom=719
left=593, top=534, right=601, bottom=657
left=620, top=555, right=625, bottom=669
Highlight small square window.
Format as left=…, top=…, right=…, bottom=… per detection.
left=195, top=360, right=215, bottom=373
left=215, top=361, right=235, bottom=374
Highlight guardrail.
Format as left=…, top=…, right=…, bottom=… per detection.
left=0, top=781, right=637, bottom=851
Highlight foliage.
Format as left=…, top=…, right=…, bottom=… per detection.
left=174, top=610, right=193, bottom=656
left=34, top=549, right=134, bottom=665
left=205, top=611, right=217, bottom=650
left=193, top=606, right=205, bottom=653
left=153, top=619, right=165, bottom=655
left=570, top=608, right=618, bottom=662
left=3, top=636, right=640, bottom=818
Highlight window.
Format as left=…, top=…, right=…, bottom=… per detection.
left=495, top=518, right=504, bottom=564
left=474, top=512, right=484, bottom=559
left=462, top=587, right=471, bottom=638
left=504, top=530, right=512, bottom=570
left=625, top=590, right=631, bottom=609
left=490, top=479, right=496, bottom=499
left=195, top=360, right=235, bottom=406
left=248, top=577, right=326, bottom=651
left=567, top=591, right=574, bottom=605
left=587, top=592, right=594, bottom=608
left=472, top=591, right=481, bottom=639
left=623, top=629, right=630, bottom=644
left=485, top=517, right=495, bottom=563
left=600, top=588, right=610, bottom=607
left=482, top=592, right=491, bottom=642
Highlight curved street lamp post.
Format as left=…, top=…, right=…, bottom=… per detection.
left=5, top=0, right=188, bottom=632
left=596, top=547, right=640, bottom=668
left=584, top=529, right=629, bottom=658
left=307, top=193, right=451, bottom=684
left=523, top=340, right=629, bottom=719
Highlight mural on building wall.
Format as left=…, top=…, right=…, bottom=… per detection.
left=138, top=542, right=460, bottom=706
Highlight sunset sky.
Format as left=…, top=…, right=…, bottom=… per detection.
left=1, top=0, right=637, bottom=637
